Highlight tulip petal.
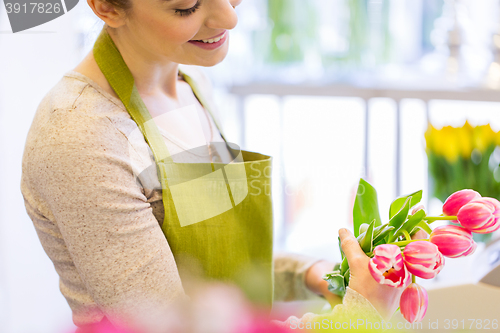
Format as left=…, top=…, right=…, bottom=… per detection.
left=457, top=198, right=500, bottom=233
left=443, top=190, right=481, bottom=216
left=403, top=241, right=445, bottom=279
left=430, top=225, right=474, bottom=258
left=368, top=244, right=409, bottom=288
left=400, top=283, right=428, bottom=323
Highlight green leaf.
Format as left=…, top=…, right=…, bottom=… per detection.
left=393, top=209, right=426, bottom=241
left=372, top=225, right=395, bottom=245
left=343, top=268, right=350, bottom=287
left=359, top=223, right=369, bottom=235
left=340, top=257, right=349, bottom=275
left=338, top=236, right=344, bottom=261
left=389, top=190, right=423, bottom=219
left=357, top=219, right=376, bottom=253
left=373, top=224, right=390, bottom=237
left=324, top=272, right=346, bottom=297
left=386, top=197, right=412, bottom=242
left=353, top=179, right=382, bottom=237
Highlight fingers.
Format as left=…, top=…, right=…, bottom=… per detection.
left=339, top=228, right=367, bottom=265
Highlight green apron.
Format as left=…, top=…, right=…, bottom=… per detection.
left=93, top=27, right=274, bottom=307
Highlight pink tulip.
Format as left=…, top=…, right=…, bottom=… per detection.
left=429, top=225, right=476, bottom=258
left=461, top=241, right=477, bottom=256
left=400, top=283, right=428, bottom=323
left=69, top=320, right=136, bottom=333
left=368, top=244, right=411, bottom=288
left=403, top=241, right=444, bottom=279
left=457, top=197, right=500, bottom=234
left=443, top=189, right=481, bottom=216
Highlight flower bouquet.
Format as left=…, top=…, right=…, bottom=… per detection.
left=324, top=179, right=500, bottom=323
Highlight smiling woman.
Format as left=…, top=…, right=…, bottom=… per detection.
left=19, top=0, right=402, bottom=332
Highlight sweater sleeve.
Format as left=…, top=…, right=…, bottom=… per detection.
left=27, top=107, right=188, bottom=331
left=270, top=287, right=385, bottom=331
left=273, top=252, right=326, bottom=302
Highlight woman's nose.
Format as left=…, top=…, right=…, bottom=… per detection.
left=204, top=0, right=240, bottom=31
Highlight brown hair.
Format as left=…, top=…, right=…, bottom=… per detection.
left=103, top=0, right=132, bottom=12
left=101, top=0, right=133, bottom=24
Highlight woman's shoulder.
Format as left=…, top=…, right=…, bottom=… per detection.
left=36, top=70, right=125, bottom=121
left=30, top=70, right=130, bottom=138
left=25, top=71, right=132, bottom=155
left=37, top=70, right=92, bottom=112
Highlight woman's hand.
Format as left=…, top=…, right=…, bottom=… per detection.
left=305, top=228, right=429, bottom=317
left=339, top=228, right=429, bottom=320
left=305, top=261, right=343, bottom=307
left=339, top=228, right=404, bottom=320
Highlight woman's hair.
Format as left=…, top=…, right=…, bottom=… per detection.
left=103, top=0, right=131, bottom=11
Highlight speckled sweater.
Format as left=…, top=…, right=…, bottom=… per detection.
left=20, top=66, right=383, bottom=330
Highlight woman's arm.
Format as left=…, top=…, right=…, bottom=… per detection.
left=273, top=252, right=338, bottom=302
left=28, top=108, right=187, bottom=331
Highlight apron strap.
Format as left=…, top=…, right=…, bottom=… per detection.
left=93, top=27, right=173, bottom=164
left=178, top=68, right=228, bottom=142
left=93, top=26, right=180, bottom=220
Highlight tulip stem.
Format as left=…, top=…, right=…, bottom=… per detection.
left=425, top=216, right=457, bottom=222
left=390, top=239, right=429, bottom=246
left=402, top=230, right=412, bottom=241
left=412, top=274, right=416, bottom=284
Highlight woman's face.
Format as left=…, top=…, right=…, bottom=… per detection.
left=121, top=0, right=242, bottom=67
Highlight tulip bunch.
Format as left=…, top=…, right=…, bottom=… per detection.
left=324, top=180, right=500, bottom=324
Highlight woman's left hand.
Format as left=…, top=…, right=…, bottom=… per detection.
left=305, top=260, right=342, bottom=307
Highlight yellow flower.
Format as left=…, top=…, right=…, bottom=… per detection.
left=457, top=121, right=473, bottom=158
left=425, top=121, right=476, bottom=162
left=439, top=125, right=461, bottom=163
left=473, top=123, right=497, bottom=152
left=425, top=123, right=438, bottom=153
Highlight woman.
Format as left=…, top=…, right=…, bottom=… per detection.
left=20, top=0, right=408, bottom=331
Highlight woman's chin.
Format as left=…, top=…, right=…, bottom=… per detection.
left=191, top=52, right=228, bottom=67
left=184, top=41, right=229, bottom=67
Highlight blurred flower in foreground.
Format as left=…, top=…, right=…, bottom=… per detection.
left=70, top=320, right=136, bottom=333
left=66, top=282, right=292, bottom=333
left=400, top=283, right=428, bottom=324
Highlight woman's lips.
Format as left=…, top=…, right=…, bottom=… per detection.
left=197, top=31, right=226, bottom=41
left=188, top=31, right=228, bottom=50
